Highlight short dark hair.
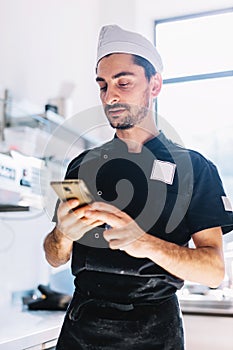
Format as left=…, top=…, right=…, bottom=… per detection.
left=96, top=53, right=156, bottom=81
left=132, top=54, right=156, bottom=81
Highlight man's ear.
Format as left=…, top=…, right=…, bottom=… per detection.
left=150, top=73, right=162, bottom=98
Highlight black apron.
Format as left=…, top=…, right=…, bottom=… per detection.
left=56, top=291, right=184, bottom=350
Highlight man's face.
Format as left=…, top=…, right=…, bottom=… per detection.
left=96, top=53, right=153, bottom=130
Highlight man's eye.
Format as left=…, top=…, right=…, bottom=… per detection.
left=119, top=82, right=129, bottom=87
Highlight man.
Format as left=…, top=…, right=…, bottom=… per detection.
left=44, top=25, right=233, bottom=349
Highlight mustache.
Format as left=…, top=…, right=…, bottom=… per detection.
left=104, top=103, right=131, bottom=114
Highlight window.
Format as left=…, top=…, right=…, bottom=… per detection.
left=155, top=9, right=233, bottom=206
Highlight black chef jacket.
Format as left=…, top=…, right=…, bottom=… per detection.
left=55, top=132, right=233, bottom=304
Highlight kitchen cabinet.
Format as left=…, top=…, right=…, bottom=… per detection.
left=183, top=313, right=233, bottom=350
left=0, top=305, right=64, bottom=350
left=24, top=338, right=56, bottom=349
left=24, top=341, right=55, bottom=349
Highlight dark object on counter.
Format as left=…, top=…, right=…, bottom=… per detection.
left=0, top=204, right=29, bottom=212
left=45, top=104, right=58, bottom=114
left=25, top=284, right=72, bottom=311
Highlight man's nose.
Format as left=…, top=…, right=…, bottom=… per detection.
left=104, top=86, right=120, bottom=105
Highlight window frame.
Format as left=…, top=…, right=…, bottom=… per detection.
left=154, top=7, right=233, bottom=114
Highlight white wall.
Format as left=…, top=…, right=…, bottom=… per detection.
left=0, top=211, right=55, bottom=305
left=134, top=0, right=233, bottom=41
left=0, top=0, right=101, bottom=115
left=97, top=0, right=136, bottom=29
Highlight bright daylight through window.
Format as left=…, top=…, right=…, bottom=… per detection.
left=155, top=9, right=233, bottom=203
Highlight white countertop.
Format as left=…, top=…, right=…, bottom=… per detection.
left=181, top=302, right=233, bottom=316
left=178, top=294, right=233, bottom=316
left=1, top=299, right=233, bottom=350
left=0, top=304, right=65, bottom=350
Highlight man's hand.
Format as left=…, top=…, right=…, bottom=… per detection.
left=57, top=199, right=104, bottom=241
left=44, top=199, right=105, bottom=267
left=85, top=202, right=148, bottom=257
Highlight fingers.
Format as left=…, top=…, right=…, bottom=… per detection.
left=85, top=201, right=129, bottom=228
left=85, top=211, right=124, bottom=228
left=103, top=230, right=135, bottom=251
left=57, top=200, right=147, bottom=256
left=57, top=200, right=104, bottom=241
left=89, top=202, right=124, bottom=216
left=59, top=215, right=104, bottom=241
left=58, top=199, right=87, bottom=217
left=58, top=200, right=93, bottom=225
left=62, top=219, right=104, bottom=241
left=102, top=218, right=146, bottom=251
left=57, top=200, right=138, bottom=245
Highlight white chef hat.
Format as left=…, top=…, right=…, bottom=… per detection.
left=96, top=24, right=163, bottom=73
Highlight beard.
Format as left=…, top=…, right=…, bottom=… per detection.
left=104, top=90, right=151, bottom=130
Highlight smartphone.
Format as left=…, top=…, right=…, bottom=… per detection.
left=50, top=179, right=94, bottom=207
